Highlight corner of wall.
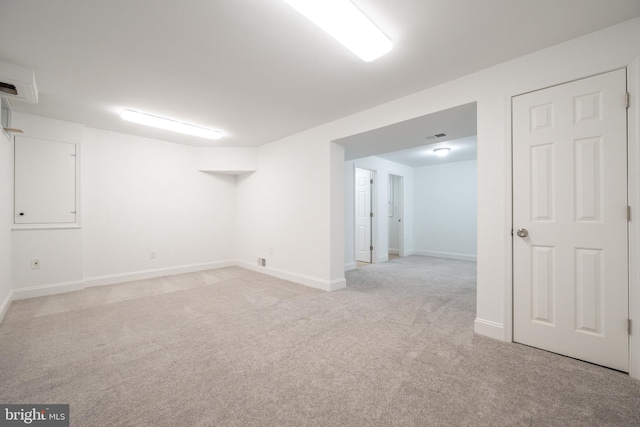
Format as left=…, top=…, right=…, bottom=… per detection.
left=344, top=262, right=356, bottom=272
left=0, top=118, right=13, bottom=325
left=236, top=259, right=345, bottom=292
left=0, top=289, right=13, bottom=324
left=474, top=318, right=507, bottom=341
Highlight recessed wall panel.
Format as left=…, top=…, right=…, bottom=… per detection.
left=575, top=137, right=602, bottom=222
left=531, top=246, right=555, bottom=325
left=575, top=248, right=604, bottom=336
left=530, top=144, right=554, bottom=221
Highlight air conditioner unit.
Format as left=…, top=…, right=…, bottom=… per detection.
left=0, top=60, right=38, bottom=103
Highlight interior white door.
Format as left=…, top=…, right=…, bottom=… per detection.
left=388, top=174, right=404, bottom=257
left=513, top=69, right=629, bottom=372
left=355, top=168, right=373, bottom=263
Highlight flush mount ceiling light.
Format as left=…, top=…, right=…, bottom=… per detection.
left=282, top=0, right=393, bottom=62
left=121, top=109, right=224, bottom=140
left=433, top=147, right=451, bottom=157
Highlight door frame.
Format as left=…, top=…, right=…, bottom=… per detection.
left=508, top=64, right=640, bottom=378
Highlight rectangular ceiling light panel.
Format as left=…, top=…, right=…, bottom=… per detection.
left=121, top=109, right=224, bottom=140
left=283, top=0, right=392, bottom=62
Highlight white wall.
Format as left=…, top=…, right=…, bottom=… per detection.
left=196, top=147, right=257, bottom=173
left=344, top=156, right=414, bottom=270
left=11, top=113, right=85, bottom=294
left=82, top=128, right=237, bottom=283
left=329, top=142, right=345, bottom=282
left=9, top=116, right=239, bottom=297
left=235, top=134, right=346, bottom=290
left=413, top=160, right=477, bottom=261
left=12, top=229, right=84, bottom=292
left=0, top=130, right=12, bottom=321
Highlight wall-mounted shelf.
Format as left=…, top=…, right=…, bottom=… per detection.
left=196, top=147, right=258, bottom=175
left=198, top=169, right=256, bottom=175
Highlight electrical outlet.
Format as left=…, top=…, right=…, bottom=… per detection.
left=150, top=250, right=157, bottom=259
left=257, top=257, right=266, bottom=267
left=31, top=258, right=41, bottom=269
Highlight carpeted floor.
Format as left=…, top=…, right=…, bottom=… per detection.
left=1, top=255, right=639, bottom=426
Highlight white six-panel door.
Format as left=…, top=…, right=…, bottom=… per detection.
left=513, top=69, right=629, bottom=371
left=355, top=168, right=373, bottom=263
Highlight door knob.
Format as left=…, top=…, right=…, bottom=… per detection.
left=516, top=228, right=528, bottom=238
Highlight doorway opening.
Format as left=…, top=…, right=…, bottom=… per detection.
left=337, top=102, right=478, bottom=274
left=388, top=174, right=404, bottom=260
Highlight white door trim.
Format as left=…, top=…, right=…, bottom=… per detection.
left=627, top=57, right=640, bottom=380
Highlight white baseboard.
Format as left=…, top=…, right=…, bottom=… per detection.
left=9, top=261, right=236, bottom=301
left=236, top=260, right=346, bottom=292
left=12, top=280, right=86, bottom=300
left=388, top=248, right=399, bottom=255
left=0, top=290, right=13, bottom=323
left=327, top=278, right=347, bottom=291
left=5, top=259, right=346, bottom=318
left=344, top=262, right=356, bottom=272
left=414, top=250, right=477, bottom=262
left=474, top=318, right=506, bottom=341
left=83, top=260, right=236, bottom=288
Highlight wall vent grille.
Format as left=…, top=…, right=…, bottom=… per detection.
left=425, top=132, right=447, bottom=140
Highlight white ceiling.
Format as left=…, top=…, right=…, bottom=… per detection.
left=337, top=101, right=476, bottom=164
left=1, top=1, right=639, bottom=147
left=377, top=136, right=477, bottom=168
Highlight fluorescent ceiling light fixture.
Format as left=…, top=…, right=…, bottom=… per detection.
left=282, top=0, right=393, bottom=62
left=121, top=109, right=224, bottom=140
left=433, top=147, right=451, bottom=157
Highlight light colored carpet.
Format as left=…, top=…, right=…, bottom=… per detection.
left=1, top=256, right=639, bottom=426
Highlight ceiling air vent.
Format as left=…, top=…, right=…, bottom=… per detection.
left=0, top=60, right=38, bottom=103
left=425, top=132, right=447, bottom=140
left=0, top=82, right=18, bottom=96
